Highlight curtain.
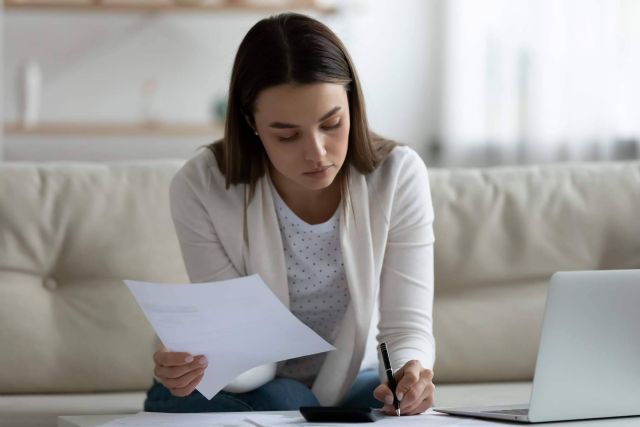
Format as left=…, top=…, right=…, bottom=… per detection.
left=436, top=0, right=640, bottom=166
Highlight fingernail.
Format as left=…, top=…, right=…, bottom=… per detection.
left=397, top=392, right=404, bottom=401
left=385, top=395, right=393, bottom=404
left=185, top=356, right=194, bottom=363
left=198, top=357, right=208, bottom=365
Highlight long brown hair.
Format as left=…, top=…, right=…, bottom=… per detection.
left=209, top=12, right=400, bottom=205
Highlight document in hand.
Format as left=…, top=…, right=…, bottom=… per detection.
left=124, top=274, right=335, bottom=399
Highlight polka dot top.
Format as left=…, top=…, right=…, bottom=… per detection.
left=270, top=182, right=351, bottom=387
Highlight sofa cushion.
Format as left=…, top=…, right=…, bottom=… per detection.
left=0, top=161, right=188, bottom=393
left=0, top=391, right=144, bottom=427
left=0, top=391, right=144, bottom=415
left=434, top=381, right=531, bottom=407
left=429, top=161, right=640, bottom=382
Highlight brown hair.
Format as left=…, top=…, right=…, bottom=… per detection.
left=209, top=12, right=400, bottom=205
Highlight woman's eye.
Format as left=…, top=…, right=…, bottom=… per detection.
left=276, top=120, right=340, bottom=141
left=278, top=134, right=298, bottom=142
left=322, top=120, right=341, bottom=130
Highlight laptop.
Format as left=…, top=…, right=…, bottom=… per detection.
left=433, top=269, right=640, bottom=423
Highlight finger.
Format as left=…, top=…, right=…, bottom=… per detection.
left=401, top=393, right=434, bottom=416
left=164, top=366, right=206, bottom=390
left=401, top=382, right=435, bottom=415
left=399, top=379, right=428, bottom=411
left=155, top=351, right=196, bottom=367
left=381, top=404, right=398, bottom=416
left=399, top=370, right=432, bottom=410
left=171, top=372, right=204, bottom=398
left=373, top=383, right=395, bottom=405
left=155, top=355, right=208, bottom=380
left=395, top=360, right=421, bottom=401
left=423, top=368, right=434, bottom=381
left=172, top=372, right=204, bottom=398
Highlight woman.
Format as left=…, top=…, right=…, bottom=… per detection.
left=145, top=12, right=436, bottom=415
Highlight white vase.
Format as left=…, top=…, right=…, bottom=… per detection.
left=17, top=58, right=42, bottom=129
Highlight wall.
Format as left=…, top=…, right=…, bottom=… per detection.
left=2, top=1, right=441, bottom=162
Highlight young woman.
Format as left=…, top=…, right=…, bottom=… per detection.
left=145, top=12, right=436, bottom=415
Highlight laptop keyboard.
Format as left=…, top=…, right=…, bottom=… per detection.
left=483, top=408, right=529, bottom=415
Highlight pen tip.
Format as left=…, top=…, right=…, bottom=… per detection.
left=396, top=409, right=401, bottom=417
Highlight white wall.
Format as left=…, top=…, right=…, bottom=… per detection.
left=2, top=1, right=440, bottom=162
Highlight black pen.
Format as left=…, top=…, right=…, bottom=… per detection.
left=378, top=342, right=401, bottom=416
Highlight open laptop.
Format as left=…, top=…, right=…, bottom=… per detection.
left=433, top=269, right=640, bottom=423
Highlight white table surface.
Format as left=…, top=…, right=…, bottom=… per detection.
left=58, top=410, right=640, bottom=427
left=53, top=382, right=636, bottom=427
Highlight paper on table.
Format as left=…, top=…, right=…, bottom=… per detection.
left=96, top=411, right=260, bottom=427
left=97, top=412, right=252, bottom=427
left=97, top=410, right=512, bottom=427
left=248, top=409, right=513, bottom=426
left=124, top=274, right=334, bottom=399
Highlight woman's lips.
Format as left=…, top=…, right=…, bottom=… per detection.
left=304, top=165, right=332, bottom=174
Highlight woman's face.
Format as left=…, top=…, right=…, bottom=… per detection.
left=252, top=82, right=350, bottom=196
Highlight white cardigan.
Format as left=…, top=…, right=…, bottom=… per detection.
left=169, top=145, right=436, bottom=405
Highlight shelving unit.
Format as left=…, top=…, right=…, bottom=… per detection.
left=5, top=121, right=224, bottom=136
left=3, top=0, right=338, bottom=139
left=4, top=0, right=338, bottom=13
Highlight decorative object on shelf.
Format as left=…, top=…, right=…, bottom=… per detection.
left=211, top=94, right=227, bottom=126
left=16, top=58, right=42, bottom=129
left=173, top=0, right=209, bottom=6
left=140, top=78, right=159, bottom=124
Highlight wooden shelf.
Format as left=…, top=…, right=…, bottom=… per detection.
left=4, top=121, right=225, bottom=136
left=4, top=0, right=338, bottom=13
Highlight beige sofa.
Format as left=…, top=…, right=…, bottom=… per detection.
left=1, top=156, right=639, bottom=427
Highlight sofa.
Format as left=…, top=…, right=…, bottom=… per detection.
left=1, top=156, right=639, bottom=427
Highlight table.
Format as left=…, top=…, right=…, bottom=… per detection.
left=59, top=410, right=640, bottom=427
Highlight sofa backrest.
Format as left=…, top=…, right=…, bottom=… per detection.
left=429, top=161, right=640, bottom=382
left=1, top=159, right=639, bottom=393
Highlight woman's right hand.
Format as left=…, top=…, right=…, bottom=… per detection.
left=153, top=349, right=208, bottom=397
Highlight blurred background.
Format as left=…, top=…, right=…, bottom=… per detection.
left=2, top=0, right=639, bottom=167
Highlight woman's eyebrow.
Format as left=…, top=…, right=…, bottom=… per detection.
left=268, top=106, right=341, bottom=129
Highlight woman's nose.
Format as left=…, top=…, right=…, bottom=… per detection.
left=304, top=133, right=327, bottom=162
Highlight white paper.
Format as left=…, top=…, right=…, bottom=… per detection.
left=96, top=411, right=259, bottom=427
left=124, top=274, right=334, bottom=399
left=97, top=410, right=512, bottom=427
left=248, top=409, right=511, bottom=426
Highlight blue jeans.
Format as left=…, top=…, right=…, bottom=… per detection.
left=144, top=369, right=382, bottom=412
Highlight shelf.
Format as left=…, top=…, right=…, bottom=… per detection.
left=4, top=0, right=339, bottom=13
left=4, top=121, right=225, bottom=136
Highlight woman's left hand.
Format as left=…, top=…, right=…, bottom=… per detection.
left=373, top=360, right=435, bottom=416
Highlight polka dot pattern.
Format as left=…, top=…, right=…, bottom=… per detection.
left=270, top=182, right=350, bottom=386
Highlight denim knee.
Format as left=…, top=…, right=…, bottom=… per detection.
left=144, top=379, right=253, bottom=413
left=144, top=377, right=319, bottom=413
left=341, top=369, right=383, bottom=409
left=240, top=377, right=320, bottom=411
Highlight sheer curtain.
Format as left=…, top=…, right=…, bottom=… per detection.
left=436, top=0, right=640, bottom=166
